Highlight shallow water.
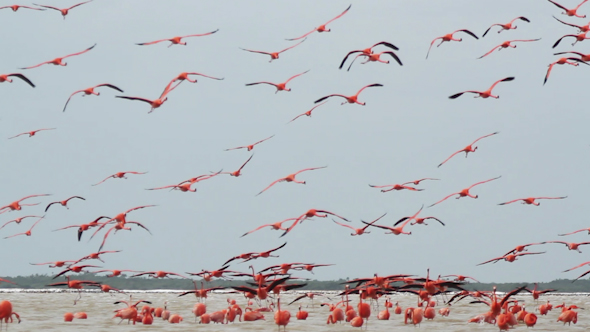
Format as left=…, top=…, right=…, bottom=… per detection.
left=1, top=290, right=589, bottom=331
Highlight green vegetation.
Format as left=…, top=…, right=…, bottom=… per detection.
left=1, top=274, right=590, bottom=292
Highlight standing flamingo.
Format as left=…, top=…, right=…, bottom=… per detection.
left=482, top=17, right=530, bottom=37
left=136, top=30, right=219, bottom=47
left=8, top=128, right=55, bottom=139
left=548, top=0, right=588, bottom=18
left=314, top=83, right=383, bottom=105
left=274, top=296, right=291, bottom=331
left=286, top=4, right=351, bottom=40
left=245, top=70, right=309, bottom=93
left=429, top=176, right=501, bottom=207
left=437, top=132, right=499, bottom=167
left=426, top=29, right=479, bottom=59
left=477, top=39, right=541, bottom=59
left=240, top=38, right=306, bottom=62
left=20, top=44, right=96, bottom=69
left=0, top=73, right=35, bottom=87
left=449, top=77, right=515, bottom=99
left=256, top=166, right=326, bottom=195
left=62, top=83, right=123, bottom=112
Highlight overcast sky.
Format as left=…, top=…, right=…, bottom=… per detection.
left=1, top=0, right=589, bottom=284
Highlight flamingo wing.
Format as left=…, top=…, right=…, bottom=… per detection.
left=7, top=73, right=35, bottom=87
left=240, top=48, right=272, bottom=56
left=95, top=83, right=124, bottom=93
left=425, top=37, right=441, bottom=59
left=286, top=28, right=316, bottom=41
left=536, top=196, right=568, bottom=200
left=339, top=50, right=362, bottom=69
left=548, top=0, right=569, bottom=11
left=477, top=257, right=503, bottom=266
left=44, top=202, right=59, bottom=212
left=62, top=44, right=96, bottom=59
left=278, top=38, right=307, bottom=53
left=182, top=29, right=219, bottom=38
left=314, top=94, right=347, bottom=103
left=332, top=219, right=355, bottom=230
left=449, top=91, right=478, bottom=99
left=356, top=83, right=383, bottom=95
left=285, top=70, right=310, bottom=83
left=31, top=3, right=60, bottom=11
left=293, top=166, right=327, bottom=175
left=19, top=60, right=53, bottom=70
left=136, top=39, right=170, bottom=46
left=323, top=4, right=351, bottom=25
left=115, top=96, right=154, bottom=105
left=456, top=29, right=479, bottom=39
left=426, top=217, right=445, bottom=226
left=372, top=41, right=399, bottom=51
left=67, top=1, right=93, bottom=10
left=498, top=198, right=524, bottom=205
left=471, top=132, right=500, bottom=145
left=482, top=24, right=500, bottom=38
left=438, top=149, right=463, bottom=167
left=256, top=178, right=285, bottom=196
left=564, top=261, right=590, bottom=272
left=252, top=135, right=275, bottom=146
left=468, top=176, right=501, bottom=189
left=383, top=51, right=403, bottom=66
left=245, top=81, right=277, bottom=87
left=92, top=175, right=114, bottom=186
left=553, top=34, right=575, bottom=48
left=428, top=192, right=460, bottom=207
left=489, top=77, right=515, bottom=90
left=240, top=223, right=274, bottom=237
left=559, top=228, right=589, bottom=236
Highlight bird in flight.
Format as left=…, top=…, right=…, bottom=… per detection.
left=62, top=83, right=124, bottom=112
left=8, top=128, right=55, bottom=139
left=0, top=73, right=35, bottom=87
left=438, top=132, right=499, bottom=167
left=286, top=4, right=351, bottom=41
left=256, top=166, right=327, bottom=196
left=45, top=196, right=85, bottom=212
left=225, top=135, right=274, bottom=152
left=429, top=177, right=501, bottom=207
left=136, top=30, right=219, bottom=47
left=498, top=196, right=567, bottom=206
left=240, top=38, right=307, bottom=62
left=33, top=1, right=92, bottom=19
left=20, top=44, right=96, bottom=69
left=92, top=171, right=147, bottom=186
left=449, top=77, right=515, bottom=99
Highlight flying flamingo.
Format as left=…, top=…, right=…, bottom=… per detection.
left=240, top=218, right=298, bottom=237
left=178, top=280, right=225, bottom=301
left=332, top=213, right=387, bottom=236
left=8, top=128, right=55, bottom=139
left=477, top=39, right=541, bottom=59
left=449, top=77, right=515, bottom=99
left=428, top=176, right=501, bottom=207
left=368, top=183, right=422, bottom=193
left=146, top=182, right=197, bottom=192
left=52, top=264, right=102, bottom=279
left=0, top=73, right=35, bottom=87
left=287, top=101, right=328, bottom=123
left=477, top=252, right=546, bottom=265
left=345, top=51, right=403, bottom=71
left=44, top=196, right=85, bottom=212
left=563, top=261, right=590, bottom=280
left=222, top=155, right=254, bottom=177
left=554, top=50, right=590, bottom=61
left=286, top=4, right=351, bottom=40
left=503, top=243, right=547, bottom=256
left=256, top=166, right=327, bottom=195
left=544, top=57, right=589, bottom=84
left=52, top=216, right=110, bottom=241
left=559, top=227, right=590, bottom=236
left=437, top=132, right=499, bottom=167
left=92, top=171, right=147, bottom=186
left=0, top=215, right=43, bottom=230
left=136, top=29, right=219, bottom=47
left=0, top=5, right=45, bottom=11
left=281, top=209, right=350, bottom=237
left=362, top=206, right=423, bottom=235
left=62, top=83, right=124, bottom=112
left=339, top=41, right=399, bottom=69
left=554, top=16, right=590, bottom=33
left=223, top=242, right=287, bottom=265
left=91, top=269, right=138, bottom=277
left=20, top=44, right=96, bottom=69
left=225, top=135, right=274, bottom=151
left=498, top=196, right=567, bottom=206
left=170, top=72, right=224, bottom=83
left=95, top=220, right=152, bottom=252
left=482, top=17, right=530, bottom=37
left=441, top=274, right=480, bottom=282
left=33, top=1, right=92, bottom=18
left=177, top=170, right=223, bottom=186
left=245, top=70, right=309, bottom=93
left=131, top=271, right=188, bottom=279
left=240, top=38, right=307, bottom=62
left=73, top=250, right=122, bottom=264
left=314, top=83, right=383, bottom=105
left=547, top=0, right=588, bottom=18
left=30, top=260, right=77, bottom=268
left=394, top=215, right=445, bottom=226
left=116, top=80, right=182, bottom=113
left=404, top=178, right=440, bottom=185
left=0, top=194, right=50, bottom=214
left=46, top=276, right=100, bottom=304
left=545, top=241, right=590, bottom=253
left=426, top=29, right=479, bottom=59
left=294, top=263, right=334, bottom=274
left=553, top=32, right=590, bottom=48
left=4, top=216, right=45, bottom=238
left=91, top=205, right=155, bottom=235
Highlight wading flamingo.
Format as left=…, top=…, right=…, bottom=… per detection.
left=92, top=171, right=147, bottom=186
left=482, top=17, right=530, bottom=37
left=498, top=196, right=567, bottom=206
left=547, top=0, right=588, bottom=18
left=426, top=29, right=479, bottom=59
left=274, top=296, right=291, bottom=331
left=33, top=1, right=92, bottom=18
left=136, top=30, right=219, bottom=47
left=0, top=300, right=21, bottom=327
left=0, top=194, right=50, bottom=214
left=8, top=128, right=55, bottom=139
left=339, top=41, right=399, bottom=69
left=449, top=77, right=514, bottom=99
left=286, top=4, right=351, bottom=40
left=62, top=83, right=123, bottom=112
left=225, top=135, right=274, bottom=151
left=314, top=83, right=383, bottom=105
left=4, top=216, right=45, bottom=239
left=256, top=166, right=326, bottom=195
left=544, top=57, right=589, bottom=85
left=287, top=101, right=328, bottom=123
left=332, top=213, right=387, bottom=236
left=428, top=177, right=501, bottom=207
left=245, top=70, right=309, bottom=93
left=20, top=44, right=96, bottom=69
left=0, top=73, right=35, bottom=87
left=438, top=132, right=499, bottom=167
left=45, top=196, right=85, bottom=212
left=478, top=39, right=541, bottom=59
left=240, top=38, right=306, bottom=62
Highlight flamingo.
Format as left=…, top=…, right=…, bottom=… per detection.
left=44, top=196, right=85, bottom=212
left=0, top=215, right=43, bottom=230
left=281, top=209, right=350, bottom=237
left=136, top=29, right=219, bottom=47
left=95, top=220, right=152, bottom=252
left=546, top=241, right=590, bottom=253
left=62, top=83, right=123, bottom=112
left=8, top=128, right=55, bottom=139
left=525, top=283, right=557, bottom=299
left=222, top=155, right=254, bottom=177
left=240, top=38, right=306, bottom=62
left=286, top=4, right=351, bottom=40
left=178, top=281, right=225, bottom=300
left=241, top=218, right=298, bottom=237
left=482, top=17, right=530, bottom=37
left=52, top=216, right=110, bottom=241
left=503, top=242, right=547, bottom=256
left=47, top=276, right=101, bottom=304
left=477, top=252, right=546, bottom=265
left=548, top=0, right=588, bottom=18
left=498, top=196, right=567, bottom=206
left=91, top=269, right=138, bottom=277
left=245, top=70, right=309, bottom=93
left=0, top=194, right=50, bottom=214
left=563, top=261, right=590, bottom=281
left=225, top=135, right=274, bottom=151
left=339, top=41, right=399, bottom=69
left=332, top=213, right=387, bottom=236
left=146, top=182, right=197, bottom=192
left=314, top=83, right=383, bottom=105
left=553, top=16, right=590, bottom=32
left=554, top=50, right=590, bottom=61
left=441, top=274, right=479, bottom=282
left=345, top=51, right=403, bottom=71
left=29, top=260, right=77, bottom=268
left=274, top=296, right=291, bottom=331
left=394, top=215, right=445, bottom=226
left=33, top=1, right=92, bottom=18
left=296, top=305, right=308, bottom=320
left=92, top=171, right=147, bottom=186
left=437, top=132, right=499, bottom=167
left=0, top=5, right=45, bottom=11
left=52, top=264, right=102, bottom=279
left=20, top=44, right=96, bottom=69
left=429, top=176, right=501, bottom=207
left=403, top=178, right=439, bottom=185
left=0, top=73, right=35, bottom=87
left=362, top=206, right=423, bottom=235
left=170, top=72, right=224, bottom=83
left=223, top=242, right=286, bottom=265
left=131, top=271, right=188, bottom=279
left=90, top=205, right=155, bottom=236
left=477, top=39, right=541, bottom=59
left=368, top=183, right=422, bottom=193
left=256, top=166, right=326, bottom=195
left=187, top=266, right=238, bottom=282
left=287, top=101, right=328, bottom=123
left=449, top=77, right=514, bottom=99
left=4, top=215, right=45, bottom=239
left=426, top=29, right=479, bottom=59
left=559, top=227, right=590, bottom=236
left=116, top=80, right=182, bottom=113
left=72, top=250, right=122, bottom=264
left=544, top=57, right=589, bottom=84
left=554, top=31, right=590, bottom=48
left=293, top=263, right=334, bottom=274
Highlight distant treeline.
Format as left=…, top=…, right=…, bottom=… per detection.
left=1, top=274, right=590, bottom=293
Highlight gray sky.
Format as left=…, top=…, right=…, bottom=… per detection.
left=1, top=0, right=589, bottom=283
